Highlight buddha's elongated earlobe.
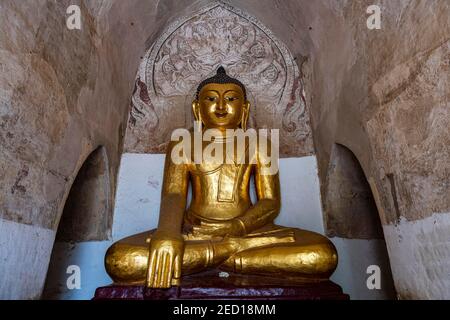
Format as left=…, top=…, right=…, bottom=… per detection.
left=192, top=100, right=203, bottom=131
left=240, top=101, right=250, bottom=131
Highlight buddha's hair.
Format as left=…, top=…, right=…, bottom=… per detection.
left=196, top=66, right=247, bottom=100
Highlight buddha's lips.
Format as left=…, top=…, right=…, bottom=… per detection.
left=214, top=112, right=228, bottom=118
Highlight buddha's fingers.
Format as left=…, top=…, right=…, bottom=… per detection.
left=158, top=252, right=170, bottom=288
left=171, top=278, right=181, bottom=286
left=154, top=251, right=164, bottom=288
left=162, top=252, right=174, bottom=288
left=170, top=255, right=183, bottom=286
left=146, top=250, right=157, bottom=287
left=174, top=254, right=182, bottom=278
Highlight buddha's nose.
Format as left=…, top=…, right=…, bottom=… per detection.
left=217, top=98, right=226, bottom=111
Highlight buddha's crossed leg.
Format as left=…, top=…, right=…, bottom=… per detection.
left=105, top=225, right=337, bottom=285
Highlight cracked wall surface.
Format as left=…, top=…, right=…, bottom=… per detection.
left=123, top=2, right=314, bottom=157
left=0, top=0, right=448, bottom=299
left=300, top=0, right=450, bottom=299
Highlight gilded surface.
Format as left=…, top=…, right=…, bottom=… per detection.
left=105, top=73, right=337, bottom=288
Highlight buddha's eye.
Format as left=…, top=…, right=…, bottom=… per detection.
left=206, top=96, right=216, bottom=102
left=226, top=97, right=238, bottom=102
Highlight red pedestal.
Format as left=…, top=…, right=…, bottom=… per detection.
left=94, top=270, right=349, bottom=300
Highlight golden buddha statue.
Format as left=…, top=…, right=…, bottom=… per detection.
left=105, top=67, right=338, bottom=288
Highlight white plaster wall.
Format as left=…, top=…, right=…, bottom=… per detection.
left=44, top=153, right=395, bottom=300
left=43, top=241, right=113, bottom=300
left=383, top=213, right=450, bottom=299
left=330, top=238, right=396, bottom=300
left=112, top=154, right=166, bottom=239
left=113, top=154, right=325, bottom=237
left=0, top=218, right=56, bottom=299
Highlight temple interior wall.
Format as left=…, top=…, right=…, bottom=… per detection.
left=43, top=154, right=395, bottom=300
left=0, top=0, right=448, bottom=299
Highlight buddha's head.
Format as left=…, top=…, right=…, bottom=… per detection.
left=192, top=66, right=250, bottom=131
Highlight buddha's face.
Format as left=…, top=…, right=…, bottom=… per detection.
left=194, top=83, right=249, bottom=130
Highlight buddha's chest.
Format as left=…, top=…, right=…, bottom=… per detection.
left=189, top=163, right=252, bottom=203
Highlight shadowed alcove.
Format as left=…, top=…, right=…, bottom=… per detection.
left=0, top=0, right=447, bottom=301
left=324, top=143, right=383, bottom=239
left=42, top=146, right=111, bottom=299
left=324, top=143, right=396, bottom=298
left=55, top=146, right=111, bottom=242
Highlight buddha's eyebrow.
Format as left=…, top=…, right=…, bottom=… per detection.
left=224, top=90, right=241, bottom=95
left=204, top=90, right=219, bottom=96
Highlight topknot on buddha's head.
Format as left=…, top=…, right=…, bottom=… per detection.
left=196, top=66, right=247, bottom=100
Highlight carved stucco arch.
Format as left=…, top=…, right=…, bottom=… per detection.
left=124, top=1, right=314, bottom=157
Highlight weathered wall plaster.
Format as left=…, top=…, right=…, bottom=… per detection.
left=293, top=1, right=450, bottom=298
left=383, top=213, right=450, bottom=299
left=0, top=218, right=55, bottom=299
left=124, top=2, right=314, bottom=157
left=44, top=153, right=395, bottom=300
left=1, top=0, right=448, bottom=299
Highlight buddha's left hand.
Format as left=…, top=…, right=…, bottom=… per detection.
left=191, top=219, right=246, bottom=238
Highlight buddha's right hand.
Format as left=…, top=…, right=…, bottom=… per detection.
left=146, top=230, right=184, bottom=288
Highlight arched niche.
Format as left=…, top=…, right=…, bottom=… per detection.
left=123, top=1, right=314, bottom=157
left=324, top=143, right=384, bottom=239
left=323, top=143, right=398, bottom=298
left=42, top=146, right=111, bottom=299
left=55, top=146, right=111, bottom=241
